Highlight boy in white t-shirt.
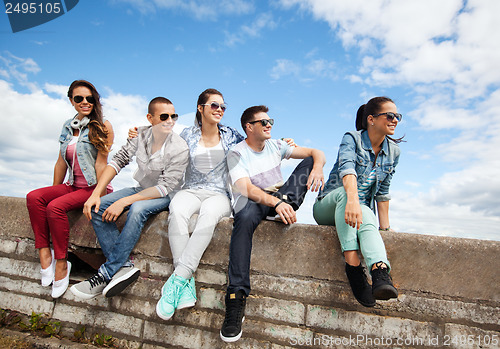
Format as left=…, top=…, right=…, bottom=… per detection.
left=220, top=105, right=326, bottom=343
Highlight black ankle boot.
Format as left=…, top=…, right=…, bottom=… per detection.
left=371, top=262, right=398, bottom=300
left=345, top=263, right=376, bottom=307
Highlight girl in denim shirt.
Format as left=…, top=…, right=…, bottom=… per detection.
left=26, top=80, right=113, bottom=298
left=313, top=96, right=402, bottom=307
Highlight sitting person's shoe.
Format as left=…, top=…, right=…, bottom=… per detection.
left=40, top=249, right=55, bottom=287
left=70, top=272, right=108, bottom=300
left=371, top=262, right=398, bottom=300
left=156, top=274, right=189, bottom=320
left=345, top=263, right=376, bottom=307
left=102, top=266, right=140, bottom=298
left=177, top=277, right=197, bottom=310
left=51, top=261, right=72, bottom=299
left=220, top=290, right=246, bottom=342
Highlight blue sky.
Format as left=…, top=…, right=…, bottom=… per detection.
left=1, top=0, right=499, bottom=241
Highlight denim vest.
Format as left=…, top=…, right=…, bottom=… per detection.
left=180, top=124, right=245, bottom=196
left=318, top=130, right=400, bottom=212
left=59, top=118, right=99, bottom=186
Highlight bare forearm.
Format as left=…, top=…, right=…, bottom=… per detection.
left=342, top=174, right=358, bottom=201
left=377, top=201, right=390, bottom=229
left=92, top=165, right=116, bottom=196
left=118, top=187, right=162, bottom=207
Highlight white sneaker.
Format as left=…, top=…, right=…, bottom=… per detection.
left=40, top=249, right=55, bottom=287
left=51, top=261, right=71, bottom=299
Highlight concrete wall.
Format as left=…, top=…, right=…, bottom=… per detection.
left=0, top=195, right=499, bottom=348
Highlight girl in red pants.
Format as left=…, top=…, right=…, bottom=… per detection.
left=26, top=80, right=114, bottom=298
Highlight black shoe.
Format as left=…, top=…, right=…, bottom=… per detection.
left=220, top=290, right=246, bottom=342
left=371, top=262, right=398, bottom=300
left=345, top=263, right=376, bottom=307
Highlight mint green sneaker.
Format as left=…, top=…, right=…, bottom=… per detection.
left=178, top=277, right=197, bottom=310
left=156, top=274, right=188, bottom=320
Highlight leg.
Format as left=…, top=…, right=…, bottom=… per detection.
left=26, top=184, right=73, bottom=268
left=357, top=206, right=390, bottom=271
left=99, top=196, right=171, bottom=280
left=227, top=199, right=270, bottom=296
left=175, top=191, right=231, bottom=279
left=91, top=187, right=139, bottom=262
left=167, top=189, right=203, bottom=269
left=278, top=156, right=313, bottom=209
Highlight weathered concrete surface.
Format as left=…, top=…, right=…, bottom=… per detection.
left=0, top=195, right=499, bottom=348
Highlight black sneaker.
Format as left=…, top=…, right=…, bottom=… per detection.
left=371, top=262, right=398, bottom=300
left=345, top=263, right=376, bottom=307
left=220, top=290, right=246, bottom=342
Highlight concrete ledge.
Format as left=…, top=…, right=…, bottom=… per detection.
left=0, top=195, right=499, bottom=348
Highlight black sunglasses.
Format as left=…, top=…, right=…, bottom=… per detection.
left=202, top=102, right=227, bottom=112
left=373, top=112, right=402, bottom=122
left=73, top=95, right=96, bottom=104
left=248, top=118, right=274, bottom=127
left=159, top=113, right=179, bottom=121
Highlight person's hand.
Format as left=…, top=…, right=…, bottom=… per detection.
left=275, top=201, right=297, bottom=225
left=102, top=200, right=127, bottom=222
left=281, top=138, right=297, bottom=147
left=83, top=194, right=101, bottom=221
left=345, top=199, right=363, bottom=229
left=307, top=168, right=325, bottom=192
left=128, top=127, right=138, bottom=139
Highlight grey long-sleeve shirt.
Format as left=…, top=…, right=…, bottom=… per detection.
left=109, top=126, right=189, bottom=197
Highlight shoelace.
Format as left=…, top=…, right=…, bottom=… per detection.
left=224, top=297, right=245, bottom=324
left=372, top=263, right=392, bottom=282
left=88, top=273, right=106, bottom=288
left=165, top=280, right=183, bottom=308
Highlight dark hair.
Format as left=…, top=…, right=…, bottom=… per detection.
left=356, top=96, right=404, bottom=143
left=67, top=80, right=110, bottom=153
left=241, top=105, right=269, bottom=134
left=196, top=88, right=223, bottom=127
left=148, top=96, right=173, bottom=115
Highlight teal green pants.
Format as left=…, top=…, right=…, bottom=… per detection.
left=313, top=187, right=390, bottom=270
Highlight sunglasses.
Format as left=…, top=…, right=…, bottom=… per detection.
left=159, top=113, right=179, bottom=121
left=373, top=112, right=402, bottom=122
left=248, top=118, right=274, bottom=127
left=73, top=95, right=96, bottom=104
left=202, top=102, right=227, bottom=112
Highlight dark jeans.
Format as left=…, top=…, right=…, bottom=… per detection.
left=227, top=157, right=313, bottom=296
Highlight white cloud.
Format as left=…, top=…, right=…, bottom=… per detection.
left=270, top=54, right=337, bottom=82
left=225, top=12, right=277, bottom=46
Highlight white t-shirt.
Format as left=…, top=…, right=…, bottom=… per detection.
left=193, top=141, right=225, bottom=174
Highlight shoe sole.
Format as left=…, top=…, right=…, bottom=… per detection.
left=103, top=268, right=141, bottom=298
left=373, top=285, right=398, bottom=300
left=177, top=300, right=196, bottom=310
left=356, top=297, right=376, bottom=307
left=156, top=300, right=174, bottom=321
left=219, top=317, right=245, bottom=343
left=70, top=285, right=102, bottom=300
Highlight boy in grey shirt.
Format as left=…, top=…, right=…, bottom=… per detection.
left=71, top=97, right=188, bottom=299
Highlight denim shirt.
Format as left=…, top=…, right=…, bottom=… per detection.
left=180, top=124, right=245, bottom=196
left=110, top=126, right=189, bottom=197
left=318, top=130, right=400, bottom=212
left=59, top=118, right=99, bottom=186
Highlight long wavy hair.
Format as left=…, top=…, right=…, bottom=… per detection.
left=355, top=96, right=405, bottom=143
left=67, top=80, right=110, bottom=153
left=195, top=88, right=224, bottom=127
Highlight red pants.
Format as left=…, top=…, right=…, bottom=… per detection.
left=26, top=184, right=108, bottom=259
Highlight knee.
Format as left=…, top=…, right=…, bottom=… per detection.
left=46, top=201, right=65, bottom=217
left=26, top=190, right=42, bottom=206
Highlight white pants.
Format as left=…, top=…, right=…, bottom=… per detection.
left=168, top=188, right=231, bottom=279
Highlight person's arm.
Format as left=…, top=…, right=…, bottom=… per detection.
left=233, top=177, right=297, bottom=225
left=83, top=165, right=118, bottom=220
left=343, top=174, right=363, bottom=230
left=289, top=146, right=326, bottom=192
left=94, top=120, right=115, bottom=195
left=377, top=200, right=390, bottom=230
left=53, top=153, right=67, bottom=185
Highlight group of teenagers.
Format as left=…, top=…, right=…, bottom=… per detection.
left=26, top=79, right=404, bottom=343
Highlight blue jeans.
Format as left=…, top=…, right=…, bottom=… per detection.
left=91, top=187, right=171, bottom=281
left=227, top=157, right=313, bottom=296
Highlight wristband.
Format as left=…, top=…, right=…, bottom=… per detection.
left=379, top=226, right=390, bottom=231
left=274, top=200, right=284, bottom=210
